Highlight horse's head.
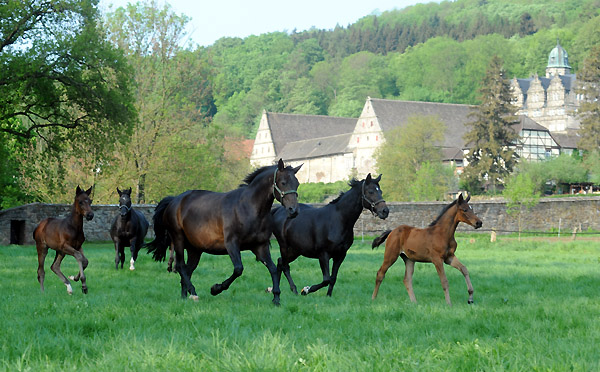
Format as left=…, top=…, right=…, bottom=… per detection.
left=117, top=187, right=133, bottom=217
left=361, top=173, right=389, bottom=219
left=273, top=158, right=302, bottom=218
left=456, top=193, right=482, bottom=229
left=75, top=185, right=94, bottom=221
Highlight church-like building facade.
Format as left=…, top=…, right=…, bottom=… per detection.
left=250, top=43, right=581, bottom=183
left=510, top=40, right=581, bottom=133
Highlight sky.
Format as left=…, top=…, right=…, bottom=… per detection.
left=98, top=0, right=434, bottom=47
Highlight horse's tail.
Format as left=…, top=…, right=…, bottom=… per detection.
left=372, top=230, right=392, bottom=249
left=144, top=196, right=174, bottom=262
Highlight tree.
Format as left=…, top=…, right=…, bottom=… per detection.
left=575, top=45, right=600, bottom=153
left=104, top=0, right=192, bottom=203
left=375, top=115, right=453, bottom=201
left=0, top=0, right=135, bottom=141
left=503, top=172, right=539, bottom=240
left=462, top=56, right=519, bottom=194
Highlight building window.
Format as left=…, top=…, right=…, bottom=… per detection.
left=370, top=121, right=374, bottom=127
left=362, top=121, right=365, bottom=128
left=376, top=135, right=378, bottom=141
left=357, top=137, right=360, bottom=143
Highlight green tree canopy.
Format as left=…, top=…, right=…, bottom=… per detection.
left=462, top=55, right=519, bottom=193
left=0, top=0, right=135, bottom=141
left=375, top=115, right=453, bottom=201
left=575, top=45, right=600, bottom=154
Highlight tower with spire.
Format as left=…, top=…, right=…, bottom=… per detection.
left=510, top=40, right=580, bottom=133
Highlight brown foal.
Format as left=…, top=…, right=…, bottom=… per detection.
left=371, top=193, right=482, bottom=305
left=34, top=186, right=94, bottom=295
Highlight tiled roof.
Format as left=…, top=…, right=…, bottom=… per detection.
left=368, top=98, right=475, bottom=149
left=266, top=112, right=356, bottom=154
left=278, top=133, right=353, bottom=161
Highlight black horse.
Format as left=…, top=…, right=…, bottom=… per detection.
left=145, top=159, right=301, bottom=305
left=110, top=187, right=149, bottom=270
left=272, top=174, right=389, bottom=297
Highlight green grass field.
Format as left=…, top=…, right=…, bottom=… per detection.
left=1, top=235, right=598, bottom=371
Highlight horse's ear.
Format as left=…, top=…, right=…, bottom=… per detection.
left=366, top=173, right=372, bottom=182
left=292, top=163, right=303, bottom=174
left=465, top=193, right=471, bottom=203
left=126, top=187, right=132, bottom=195
left=85, top=186, right=93, bottom=196
left=117, top=187, right=122, bottom=196
left=76, top=185, right=83, bottom=195
left=277, top=158, right=284, bottom=171
left=458, top=193, right=464, bottom=203
left=374, top=174, right=382, bottom=183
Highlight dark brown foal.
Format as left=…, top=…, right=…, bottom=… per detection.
left=34, top=186, right=94, bottom=295
left=371, top=193, right=482, bottom=305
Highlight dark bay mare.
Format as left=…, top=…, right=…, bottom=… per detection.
left=145, top=159, right=302, bottom=305
left=371, top=193, right=482, bottom=305
left=272, top=174, right=389, bottom=297
left=110, top=187, right=149, bottom=270
left=34, top=186, right=94, bottom=295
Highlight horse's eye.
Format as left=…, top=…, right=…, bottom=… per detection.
left=281, top=181, right=287, bottom=186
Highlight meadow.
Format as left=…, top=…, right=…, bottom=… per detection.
left=0, top=235, right=598, bottom=371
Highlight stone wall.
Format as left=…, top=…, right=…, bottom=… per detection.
left=2, top=197, right=600, bottom=245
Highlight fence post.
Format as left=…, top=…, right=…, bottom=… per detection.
left=571, top=227, right=578, bottom=241
left=558, top=218, right=562, bottom=237
left=490, top=229, right=497, bottom=242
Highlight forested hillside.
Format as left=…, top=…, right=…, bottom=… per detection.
left=204, top=0, right=600, bottom=136
left=2, top=0, right=599, bottom=206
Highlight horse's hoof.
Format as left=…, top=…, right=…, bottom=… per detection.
left=82, top=287, right=88, bottom=294
left=272, top=299, right=281, bottom=307
left=68, top=275, right=75, bottom=281
left=300, top=286, right=310, bottom=296
left=66, top=284, right=73, bottom=295
left=210, top=284, right=221, bottom=296
left=189, top=295, right=199, bottom=302
left=266, top=286, right=273, bottom=293
left=468, top=300, right=474, bottom=304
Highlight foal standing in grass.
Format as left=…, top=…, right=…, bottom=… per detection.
left=371, top=194, right=482, bottom=305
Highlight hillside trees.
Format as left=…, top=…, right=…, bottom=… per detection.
left=575, top=45, right=600, bottom=154
left=462, top=56, right=519, bottom=193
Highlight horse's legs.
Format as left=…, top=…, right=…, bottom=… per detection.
left=211, top=241, right=243, bottom=296
left=130, top=238, right=139, bottom=270
left=173, top=238, right=196, bottom=299
left=302, top=252, right=331, bottom=295
left=50, top=251, right=74, bottom=295
left=63, top=246, right=89, bottom=294
left=372, top=250, right=400, bottom=300
left=36, top=243, right=49, bottom=292
left=446, top=255, right=474, bottom=304
left=183, top=249, right=202, bottom=300
left=167, top=245, right=175, bottom=273
left=253, top=244, right=281, bottom=305
left=326, top=253, right=347, bottom=296
left=432, top=257, right=451, bottom=306
left=277, top=248, right=300, bottom=294
left=113, top=240, right=122, bottom=270
left=402, top=256, right=417, bottom=303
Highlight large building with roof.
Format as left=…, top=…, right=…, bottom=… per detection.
left=250, top=43, right=581, bottom=183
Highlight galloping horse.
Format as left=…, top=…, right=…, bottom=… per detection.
left=146, top=159, right=301, bottom=305
left=371, top=193, right=482, bottom=305
left=272, top=174, right=389, bottom=297
left=110, top=187, right=149, bottom=270
left=34, top=186, right=94, bottom=295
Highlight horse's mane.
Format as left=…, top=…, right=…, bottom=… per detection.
left=240, top=165, right=277, bottom=187
left=329, top=178, right=361, bottom=204
left=428, top=199, right=458, bottom=227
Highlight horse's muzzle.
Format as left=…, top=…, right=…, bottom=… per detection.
left=376, top=205, right=389, bottom=219
left=287, top=207, right=298, bottom=219
left=474, top=220, right=482, bottom=229
left=86, top=212, right=94, bottom=221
